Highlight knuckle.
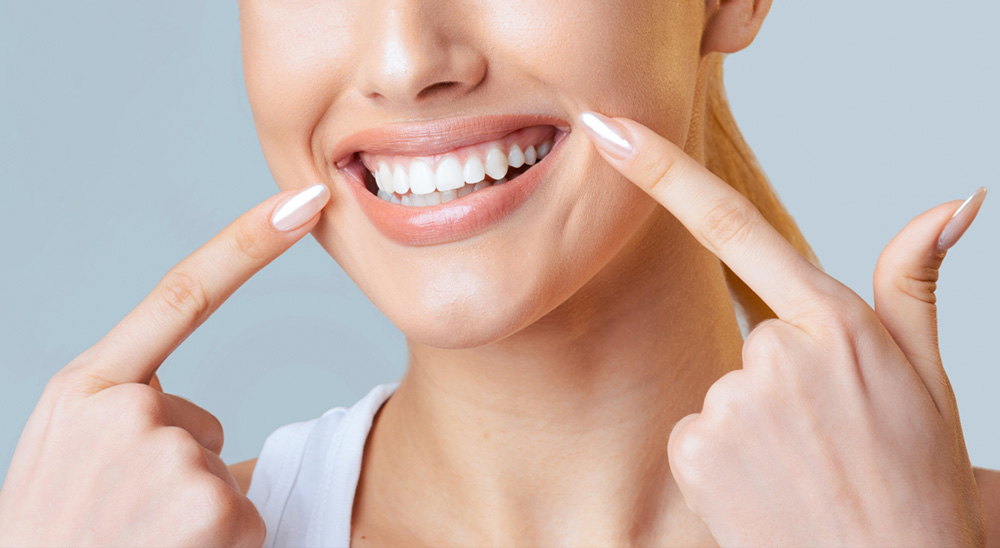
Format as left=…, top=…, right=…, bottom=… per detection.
left=38, top=371, right=91, bottom=423
left=742, top=318, right=787, bottom=366
left=200, top=410, right=226, bottom=454
left=160, top=426, right=207, bottom=467
left=189, top=476, right=254, bottom=540
left=699, top=197, right=755, bottom=254
left=644, top=150, right=685, bottom=196
left=803, top=273, right=851, bottom=302
left=890, top=269, right=939, bottom=305
left=158, top=269, right=213, bottom=323
left=669, top=427, right=714, bottom=489
left=42, top=369, right=86, bottom=405
left=43, top=369, right=70, bottom=394
left=239, top=499, right=267, bottom=546
left=702, top=370, right=747, bottom=417
left=230, top=221, right=269, bottom=262
left=249, top=512, right=268, bottom=547
left=200, top=478, right=237, bottom=514
left=110, top=383, right=169, bottom=425
left=169, top=396, right=226, bottom=453
left=873, top=238, right=943, bottom=303
left=189, top=478, right=231, bottom=521
left=802, top=287, right=873, bottom=339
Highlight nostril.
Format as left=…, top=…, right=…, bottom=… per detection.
left=417, top=81, right=459, bottom=99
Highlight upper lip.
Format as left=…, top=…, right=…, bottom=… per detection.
left=330, top=113, right=571, bottom=167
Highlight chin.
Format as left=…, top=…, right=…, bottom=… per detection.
left=381, top=273, right=545, bottom=350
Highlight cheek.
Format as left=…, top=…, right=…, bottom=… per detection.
left=240, top=2, right=359, bottom=190
left=312, top=151, right=657, bottom=350
left=485, top=0, right=702, bottom=141
left=240, top=0, right=702, bottom=348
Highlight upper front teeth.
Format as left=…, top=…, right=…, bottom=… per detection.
left=364, top=137, right=554, bottom=197
left=408, top=161, right=435, bottom=194
left=463, top=156, right=486, bottom=184
left=484, top=148, right=509, bottom=180
left=435, top=156, right=464, bottom=191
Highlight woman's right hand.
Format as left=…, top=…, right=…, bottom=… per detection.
left=0, top=184, right=330, bottom=547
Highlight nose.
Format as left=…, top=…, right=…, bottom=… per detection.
left=355, top=2, right=487, bottom=106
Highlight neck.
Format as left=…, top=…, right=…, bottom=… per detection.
left=356, top=208, right=745, bottom=546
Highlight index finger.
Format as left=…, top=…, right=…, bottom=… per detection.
left=65, top=184, right=331, bottom=391
left=579, top=111, right=829, bottom=321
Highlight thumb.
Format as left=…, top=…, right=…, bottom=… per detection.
left=873, top=186, right=987, bottom=417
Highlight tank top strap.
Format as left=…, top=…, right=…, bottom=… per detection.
left=246, top=381, right=400, bottom=548
left=246, top=416, right=322, bottom=547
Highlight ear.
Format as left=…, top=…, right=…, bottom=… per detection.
left=701, top=0, right=773, bottom=55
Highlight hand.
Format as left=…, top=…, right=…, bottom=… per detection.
left=0, top=184, right=330, bottom=547
left=579, top=111, right=988, bottom=547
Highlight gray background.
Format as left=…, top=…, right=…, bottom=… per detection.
left=1, top=1, right=996, bottom=479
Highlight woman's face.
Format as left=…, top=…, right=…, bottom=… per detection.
left=239, top=1, right=706, bottom=348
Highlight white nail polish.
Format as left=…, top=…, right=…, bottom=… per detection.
left=271, top=184, right=330, bottom=231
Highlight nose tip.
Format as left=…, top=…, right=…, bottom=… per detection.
left=356, top=7, right=487, bottom=106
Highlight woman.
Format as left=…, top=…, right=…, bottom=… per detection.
left=0, top=0, right=996, bottom=546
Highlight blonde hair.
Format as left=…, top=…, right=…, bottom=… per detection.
left=702, top=53, right=823, bottom=331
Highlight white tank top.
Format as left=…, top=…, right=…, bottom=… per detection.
left=246, top=381, right=400, bottom=548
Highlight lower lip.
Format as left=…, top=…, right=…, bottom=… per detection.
left=344, top=133, right=566, bottom=246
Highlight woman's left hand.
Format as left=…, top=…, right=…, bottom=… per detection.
left=579, top=110, right=988, bottom=547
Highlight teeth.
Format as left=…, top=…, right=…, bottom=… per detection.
left=363, top=132, right=558, bottom=207
left=463, top=155, right=486, bottom=185
left=484, top=147, right=509, bottom=180
left=377, top=180, right=498, bottom=206
left=392, top=164, right=409, bottom=194
left=377, top=162, right=392, bottom=193
left=434, top=156, right=464, bottom=192
left=537, top=139, right=552, bottom=159
left=507, top=144, right=525, bottom=169
left=408, top=160, right=435, bottom=195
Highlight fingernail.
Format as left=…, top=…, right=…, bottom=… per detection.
left=271, top=184, right=331, bottom=231
left=578, top=110, right=634, bottom=160
left=936, top=186, right=988, bottom=253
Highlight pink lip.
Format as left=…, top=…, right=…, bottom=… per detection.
left=330, top=114, right=571, bottom=164
left=333, top=114, right=570, bottom=247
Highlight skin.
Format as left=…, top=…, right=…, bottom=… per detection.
left=236, top=0, right=740, bottom=544
left=582, top=114, right=990, bottom=545
left=0, top=188, right=326, bottom=546
left=232, top=0, right=998, bottom=545
left=0, top=0, right=996, bottom=546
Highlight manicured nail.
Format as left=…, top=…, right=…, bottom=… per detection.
left=271, top=184, right=331, bottom=231
left=936, top=186, right=987, bottom=253
left=578, top=110, right=634, bottom=160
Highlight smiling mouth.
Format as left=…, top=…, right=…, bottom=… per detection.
left=346, top=125, right=558, bottom=206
